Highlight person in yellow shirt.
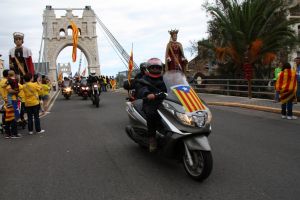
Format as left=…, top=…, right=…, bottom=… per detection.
left=0, top=70, right=9, bottom=136
left=0, top=69, right=9, bottom=102
left=40, top=78, right=51, bottom=113
left=23, top=73, right=45, bottom=134
left=6, top=70, right=20, bottom=121
left=18, top=80, right=27, bottom=127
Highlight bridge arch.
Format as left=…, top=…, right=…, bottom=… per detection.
left=42, top=6, right=100, bottom=81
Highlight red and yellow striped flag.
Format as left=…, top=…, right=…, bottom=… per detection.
left=58, top=71, right=63, bottom=81
left=127, top=48, right=133, bottom=83
left=70, top=20, right=79, bottom=62
left=5, top=106, right=15, bottom=122
left=275, top=69, right=297, bottom=104
left=172, top=85, right=206, bottom=113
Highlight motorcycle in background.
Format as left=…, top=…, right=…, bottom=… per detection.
left=78, top=78, right=89, bottom=99
left=62, top=79, right=73, bottom=100
left=90, top=83, right=100, bottom=107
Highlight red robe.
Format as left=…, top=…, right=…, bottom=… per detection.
left=9, top=46, right=35, bottom=76
left=165, top=41, right=187, bottom=73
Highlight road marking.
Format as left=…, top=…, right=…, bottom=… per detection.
left=40, top=91, right=60, bottom=118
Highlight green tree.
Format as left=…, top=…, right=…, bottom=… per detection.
left=201, top=0, right=300, bottom=79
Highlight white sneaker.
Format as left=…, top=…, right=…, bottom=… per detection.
left=281, top=115, right=286, bottom=119
left=29, top=131, right=33, bottom=135
left=37, top=130, right=45, bottom=134
left=287, top=116, right=298, bottom=120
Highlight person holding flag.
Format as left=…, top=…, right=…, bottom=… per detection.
left=276, top=62, right=298, bottom=120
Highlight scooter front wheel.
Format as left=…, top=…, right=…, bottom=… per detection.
left=183, top=150, right=213, bottom=181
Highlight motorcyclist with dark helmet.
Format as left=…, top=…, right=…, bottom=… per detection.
left=138, top=58, right=167, bottom=152
left=123, top=62, right=148, bottom=101
left=135, top=62, right=147, bottom=79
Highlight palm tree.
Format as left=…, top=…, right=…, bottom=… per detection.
left=203, top=0, right=300, bottom=79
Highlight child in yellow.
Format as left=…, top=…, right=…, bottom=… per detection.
left=41, top=78, right=51, bottom=113
left=23, top=73, right=45, bottom=134
left=18, top=82, right=27, bottom=126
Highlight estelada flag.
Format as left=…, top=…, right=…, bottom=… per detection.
left=127, top=47, right=133, bottom=84
left=275, top=69, right=297, bottom=104
left=172, top=85, right=206, bottom=113
left=70, top=20, right=79, bottom=62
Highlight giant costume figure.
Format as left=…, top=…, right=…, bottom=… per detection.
left=9, top=32, right=35, bottom=78
left=165, top=29, right=187, bottom=73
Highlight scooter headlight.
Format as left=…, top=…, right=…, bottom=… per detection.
left=175, top=112, right=195, bottom=126
left=163, top=101, right=208, bottom=127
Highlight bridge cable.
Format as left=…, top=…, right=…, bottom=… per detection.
left=96, top=23, right=128, bottom=69
left=94, top=13, right=139, bottom=70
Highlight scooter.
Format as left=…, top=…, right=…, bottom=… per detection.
left=125, top=71, right=213, bottom=181
left=90, top=82, right=100, bottom=107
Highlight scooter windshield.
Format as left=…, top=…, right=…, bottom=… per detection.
left=163, top=71, right=207, bottom=112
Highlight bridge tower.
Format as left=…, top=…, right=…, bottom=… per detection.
left=42, top=5, right=100, bottom=81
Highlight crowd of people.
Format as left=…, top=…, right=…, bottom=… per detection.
left=0, top=32, right=52, bottom=138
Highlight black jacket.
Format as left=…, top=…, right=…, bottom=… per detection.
left=137, top=75, right=167, bottom=105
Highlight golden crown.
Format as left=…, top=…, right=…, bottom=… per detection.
left=168, top=29, right=179, bottom=35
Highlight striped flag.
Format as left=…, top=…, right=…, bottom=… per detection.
left=275, top=69, right=297, bottom=104
left=70, top=20, right=79, bottom=62
left=127, top=45, right=133, bottom=84
left=172, top=85, right=206, bottom=113
left=58, top=71, right=63, bottom=81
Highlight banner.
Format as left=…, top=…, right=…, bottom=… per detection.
left=58, top=71, right=63, bottom=81
left=70, top=20, right=79, bottom=62
left=127, top=46, right=133, bottom=84
left=172, top=85, right=206, bottom=112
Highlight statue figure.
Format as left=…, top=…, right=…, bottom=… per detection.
left=165, top=29, right=188, bottom=73
left=9, top=32, right=35, bottom=79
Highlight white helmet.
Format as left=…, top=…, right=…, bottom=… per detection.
left=90, top=69, right=96, bottom=75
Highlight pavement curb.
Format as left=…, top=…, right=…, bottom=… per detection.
left=208, top=102, right=300, bottom=117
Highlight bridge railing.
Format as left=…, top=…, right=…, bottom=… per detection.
left=191, top=79, right=275, bottom=99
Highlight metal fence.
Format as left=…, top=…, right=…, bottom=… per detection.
left=191, top=79, right=275, bottom=99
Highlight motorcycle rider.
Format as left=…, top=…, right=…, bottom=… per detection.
left=123, top=62, right=147, bottom=101
left=87, top=70, right=99, bottom=86
left=62, top=77, right=71, bottom=88
left=138, top=58, right=167, bottom=152
left=87, top=70, right=100, bottom=95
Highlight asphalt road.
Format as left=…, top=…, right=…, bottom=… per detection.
left=0, top=92, right=299, bottom=200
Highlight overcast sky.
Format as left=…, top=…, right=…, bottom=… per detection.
left=0, top=0, right=211, bottom=77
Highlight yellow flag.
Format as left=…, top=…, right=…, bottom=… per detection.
left=58, top=71, right=63, bottom=81
left=127, top=48, right=133, bottom=84
left=70, top=21, right=79, bottom=62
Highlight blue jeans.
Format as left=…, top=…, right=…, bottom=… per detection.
left=281, top=100, right=293, bottom=116
left=26, top=105, right=41, bottom=132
